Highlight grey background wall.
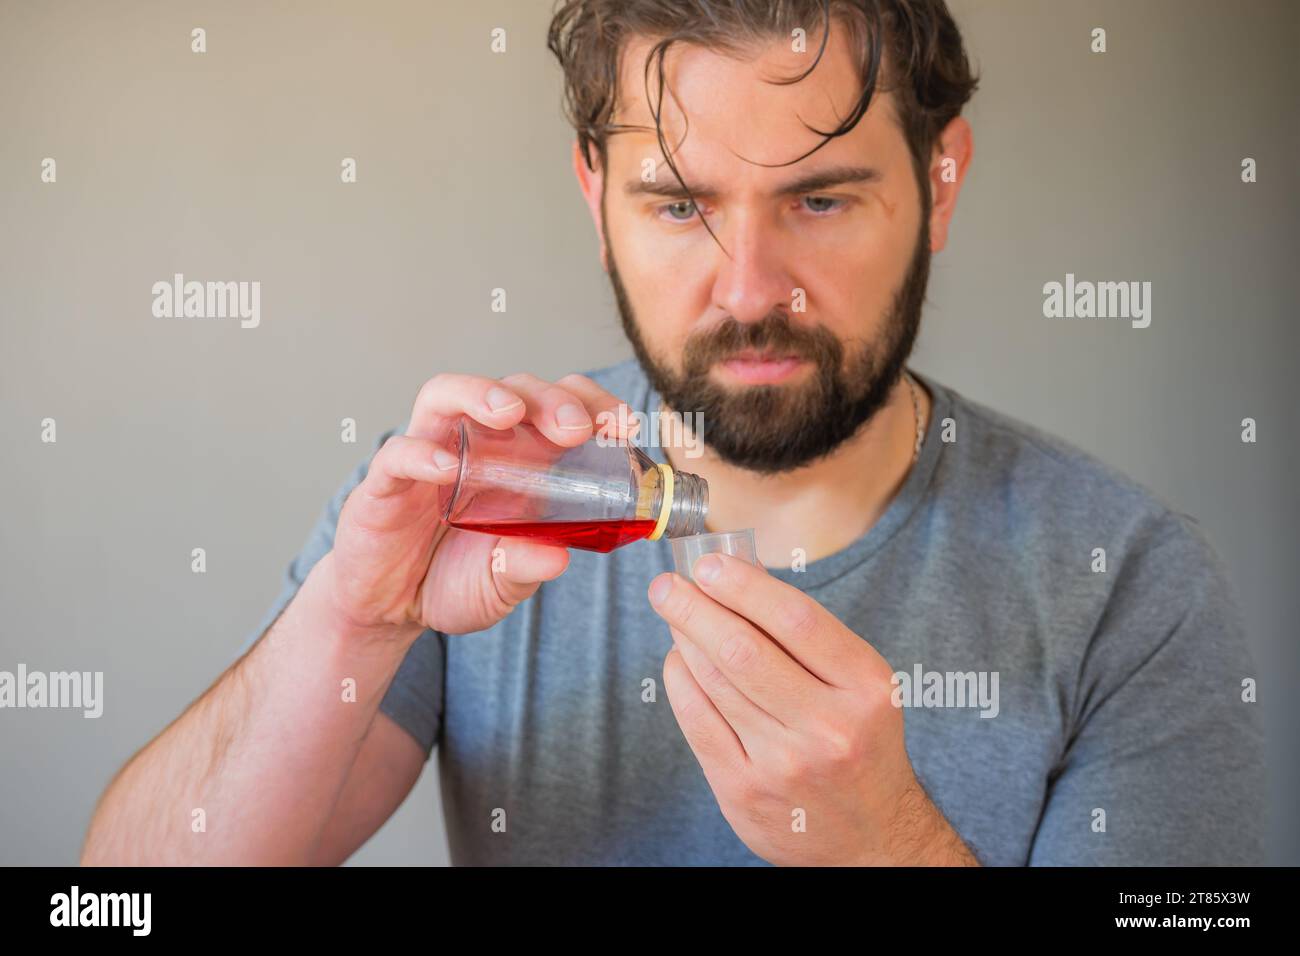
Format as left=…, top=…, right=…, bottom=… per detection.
left=1, top=0, right=1295, bottom=865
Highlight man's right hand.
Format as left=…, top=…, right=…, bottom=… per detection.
left=326, top=372, right=637, bottom=637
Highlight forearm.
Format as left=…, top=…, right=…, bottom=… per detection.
left=80, top=551, right=423, bottom=865
left=874, top=777, right=981, bottom=867
left=908, top=809, right=981, bottom=866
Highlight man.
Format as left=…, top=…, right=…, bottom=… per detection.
left=81, top=0, right=1264, bottom=866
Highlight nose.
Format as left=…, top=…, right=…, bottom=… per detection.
left=709, top=209, right=796, bottom=325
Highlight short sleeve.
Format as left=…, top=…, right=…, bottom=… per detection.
left=1027, top=512, right=1266, bottom=865
left=236, top=421, right=446, bottom=758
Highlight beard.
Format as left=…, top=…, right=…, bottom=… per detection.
left=607, top=210, right=931, bottom=474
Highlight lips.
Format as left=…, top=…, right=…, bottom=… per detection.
left=718, top=350, right=808, bottom=384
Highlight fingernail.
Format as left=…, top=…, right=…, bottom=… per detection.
left=648, top=574, right=672, bottom=607
left=487, top=387, right=522, bottom=412
left=693, top=553, right=722, bottom=584
left=433, top=449, right=459, bottom=471
left=556, top=403, right=592, bottom=430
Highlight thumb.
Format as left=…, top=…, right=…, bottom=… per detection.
left=488, top=537, right=571, bottom=609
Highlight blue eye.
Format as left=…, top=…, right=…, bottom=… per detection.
left=660, top=200, right=698, bottom=222
left=803, top=195, right=843, bottom=214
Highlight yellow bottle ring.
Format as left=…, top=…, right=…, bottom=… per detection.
left=647, top=462, right=674, bottom=541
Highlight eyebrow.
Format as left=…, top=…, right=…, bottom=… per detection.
left=623, top=164, right=882, bottom=200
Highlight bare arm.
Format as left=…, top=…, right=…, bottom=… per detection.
left=81, top=371, right=634, bottom=866
left=80, top=551, right=425, bottom=866
left=309, top=711, right=428, bottom=866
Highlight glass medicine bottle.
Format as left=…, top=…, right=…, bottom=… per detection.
left=437, top=417, right=708, bottom=553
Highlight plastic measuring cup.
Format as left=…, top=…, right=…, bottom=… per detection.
left=670, top=528, right=759, bottom=583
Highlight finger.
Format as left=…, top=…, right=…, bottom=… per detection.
left=690, top=553, right=881, bottom=688
left=663, top=645, right=751, bottom=776
left=554, top=373, right=641, bottom=443
left=669, top=623, right=782, bottom=750
left=498, top=372, right=598, bottom=447
left=489, top=536, right=570, bottom=606
left=648, top=571, right=823, bottom=731
left=361, top=434, right=462, bottom=499
left=405, top=373, right=527, bottom=441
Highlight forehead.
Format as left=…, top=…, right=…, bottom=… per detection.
left=606, top=23, right=902, bottom=175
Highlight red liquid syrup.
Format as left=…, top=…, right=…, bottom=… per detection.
left=448, top=518, right=658, bottom=553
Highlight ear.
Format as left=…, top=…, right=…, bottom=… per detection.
left=925, top=116, right=973, bottom=254
left=572, top=140, right=609, bottom=273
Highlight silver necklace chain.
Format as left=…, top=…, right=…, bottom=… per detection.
left=904, top=370, right=924, bottom=463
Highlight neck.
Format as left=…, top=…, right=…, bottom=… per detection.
left=661, top=370, right=931, bottom=569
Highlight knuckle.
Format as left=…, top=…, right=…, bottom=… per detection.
left=666, top=584, right=695, bottom=629
left=771, top=745, right=810, bottom=785
left=717, top=628, right=756, bottom=671
left=694, top=656, right=730, bottom=695
left=866, top=679, right=903, bottom=722
left=415, top=375, right=441, bottom=406
left=780, top=600, right=820, bottom=643
left=543, top=384, right=586, bottom=409
left=416, top=371, right=468, bottom=408
left=375, top=437, right=405, bottom=468
left=729, top=768, right=765, bottom=803
left=427, top=371, right=460, bottom=393
left=677, top=670, right=718, bottom=719
left=816, top=721, right=859, bottom=765
left=556, top=372, right=596, bottom=391
left=498, top=371, right=537, bottom=388
left=674, top=690, right=707, bottom=723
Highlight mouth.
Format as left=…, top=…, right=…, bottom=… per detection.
left=716, top=349, right=809, bottom=384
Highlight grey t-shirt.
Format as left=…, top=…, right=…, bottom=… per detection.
left=241, top=359, right=1265, bottom=865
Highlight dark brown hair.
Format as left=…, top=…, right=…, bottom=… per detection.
left=547, top=0, right=978, bottom=249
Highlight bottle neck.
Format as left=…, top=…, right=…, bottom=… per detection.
left=632, top=446, right=708, bottom=540
left=660, top=467, right=708, bottom=538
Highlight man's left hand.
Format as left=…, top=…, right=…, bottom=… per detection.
left=648, top=552, right=979, bottom=866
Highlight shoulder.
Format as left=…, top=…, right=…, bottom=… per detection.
left=933, top=381, right=1211, bottom=565
left=925, top=380, right=1244, bottom=658
left=930, top=381, right=1254, bottom=717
